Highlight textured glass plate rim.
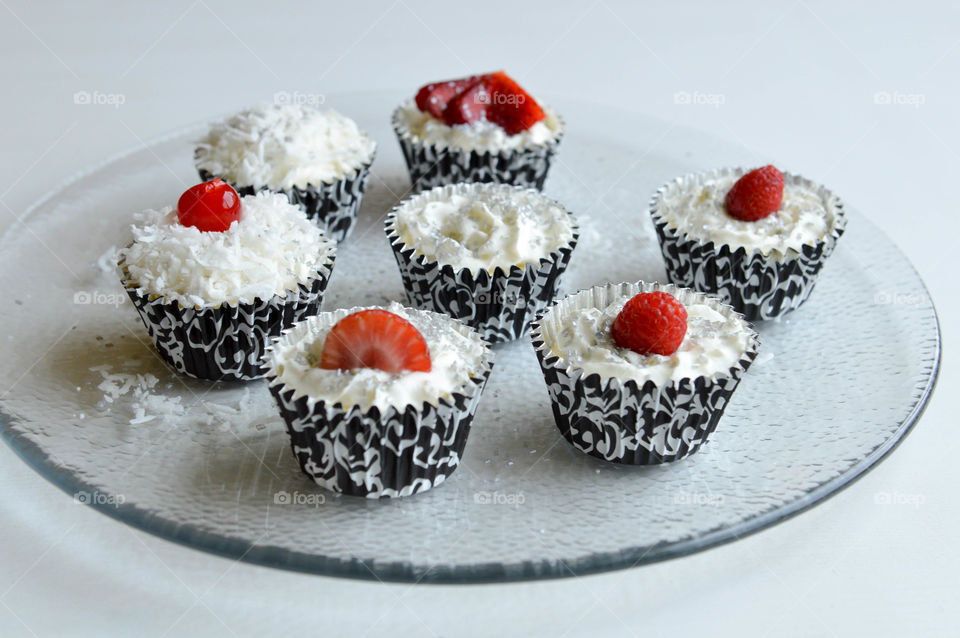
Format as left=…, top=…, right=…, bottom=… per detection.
left=0, top=114, right=941, bottom=585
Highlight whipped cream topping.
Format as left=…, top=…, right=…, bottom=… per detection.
left=267, top=303, right=489, bottom=413
left=395, top=101, right=562, bottom=152
left=542, top=294, right=752, bottom=386
left=394, top=183, right=575, bottom=273
left=120, top=191, right=334, bottom=308
left=195, top=104, right=376, bottom=190
left=655, top=170, right=841, bottom=256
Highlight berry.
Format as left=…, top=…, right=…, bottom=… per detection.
left=724, top=165, right=784, bottom=222
left=318, top=309, right=432, bottom=374
left=611, top=292, right=688, bottom=357
left=176, top=179, right=241, bottom=232
left=415, top=75, right=482, bottom=119
left=485, top=71, right=546, bottom=135
left=442, top=79, right=491, bottom=125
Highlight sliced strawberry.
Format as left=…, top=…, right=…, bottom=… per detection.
left=415, top=75, right=483, bottom=119
left=442, top=78, right=491, bottom=125
left=485, top=71, right=546, bottom=135
left=318, top=309, right=432, bottom=374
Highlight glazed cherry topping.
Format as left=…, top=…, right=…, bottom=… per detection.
left=176, top=179, right=241, bottom=232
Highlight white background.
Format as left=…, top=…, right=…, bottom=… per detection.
left=0, top=1, right=956, bottom=635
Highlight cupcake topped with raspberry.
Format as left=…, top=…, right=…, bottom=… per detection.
left=531, top=281, right=759, bottom=465
left=195, top=103, right=375, bottom=191
left=120, top=180, right=335, bottom=307
left=396, top=71, right=562, bottom=152
left=654, top=165, right=843, bottom=257
left=541, top=286, right=753, bottom=386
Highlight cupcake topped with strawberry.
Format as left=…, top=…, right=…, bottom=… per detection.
left=655, top=165, right=843, bottom=257
left=120, top=179, right=335, bottom=307
left=396, top=71, right=562, bottom=152
left=267, top=303, right=490, bottom=413
left=542, top=287, right=753, bottom=386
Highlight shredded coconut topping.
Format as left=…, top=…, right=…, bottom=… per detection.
left=120, top=191, right=334, bottom=307
left=195, top=104, right=376, bottom=190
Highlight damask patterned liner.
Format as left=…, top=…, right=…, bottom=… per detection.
left=384, top=183, right=579, bottom=343
left=118, top=253, right=335, bottom=382
left=390, top=107, right=563, bottom=192
left=263, top=308, right=495, bottom=498
left=197, top=156, right=374, bottom=242
left=530, top=281, right=760, bottom=465
left=650, top=168, right=847, bottom=321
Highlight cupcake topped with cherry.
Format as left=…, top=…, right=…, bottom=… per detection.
left=392, top=71, right=564, bottom=191
left=120, top=179, right=335, bottom=308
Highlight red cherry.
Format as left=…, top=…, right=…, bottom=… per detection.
left=176, top=179, right=241, bottom=232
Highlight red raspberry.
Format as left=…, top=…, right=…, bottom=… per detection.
left=611, top=291, right=688, bottom=357
left=724, top=165, right=784, bottom=222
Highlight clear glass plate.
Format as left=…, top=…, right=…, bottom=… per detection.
left=0, top=92, right=940, bottom=583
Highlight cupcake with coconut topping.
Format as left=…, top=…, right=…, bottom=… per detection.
left=531, top=281, right=759, bottom=465
left=195, top=103, right=376, bottom=241
left=265, top=302, right=494, bottom=498
left=385, top=182, right=578, bottom=343
left=650, top=165, right=846, bottom=320
left=119, top=179, right=336, bottom=381
left=392, top=71, right=563, bottom=191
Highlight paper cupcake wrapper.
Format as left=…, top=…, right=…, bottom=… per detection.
left=197, top=155, right=374, bottom=242
left=530, top=281, right=760, bottom=465
left=650, top=168, right=847, bottom=321
left=385, top=183, right=579, bottom=343
left=391, top=106, right=563, bottom=192
left=263, top=307, right=495, bottom=498
left=118, top=253, right=335, bottom=382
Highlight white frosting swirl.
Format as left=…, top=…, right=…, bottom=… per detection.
left=395, top=101, right=561, bottom=152
left=656, top=170, right=841, bottom=256
left=543, top=295, right=751, bottom=386
left=195, top=104, right=376, bottom=190
left=394, top=183, right=575, bottom=274
left=120, top=191, right=334, bottom=308
left=267, top=303, right=489, bottom=413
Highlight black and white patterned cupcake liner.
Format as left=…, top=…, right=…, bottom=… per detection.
left=263, top=307, right=495, bottom=498
left=650, top=168, right=847, bottom=322
left=530, top=281, right=759, bottom=465
left=197, top=154, right=374, bottom=243
left=391, top=106, right=563, bottom=192
left=384, top=183, right=579, bottom=343
left=118, top=251, right=335, bottom=382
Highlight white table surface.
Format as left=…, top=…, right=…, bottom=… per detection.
left=0, top=1, right=956, bottom=635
